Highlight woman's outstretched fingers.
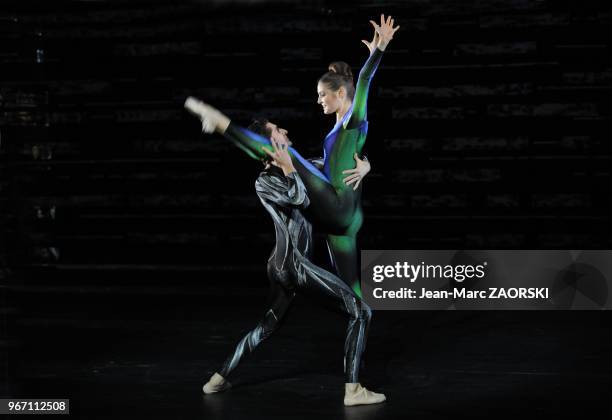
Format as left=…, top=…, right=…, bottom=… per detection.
left=373, top=14, right=399, bottom=50
left=362, top=24, right=380, bottom=54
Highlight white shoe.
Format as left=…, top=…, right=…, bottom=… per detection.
left=202, top=372, right=231, bottom=394
left=184, top=97, right=212, bottom=118
left=201, top=119, right=216, bottom=134
left=184, top=97, right=228, bottom=134
left=344, top=383, right=386, bottom=406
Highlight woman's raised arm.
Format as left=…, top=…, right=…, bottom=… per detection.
left=347, top=15, right=399, bottom=129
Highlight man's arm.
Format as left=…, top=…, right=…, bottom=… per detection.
left=342, top=153, right=371, bottom=190
left=258, top=137, right=310, bottom=208
left=308, top=157, right=324, bottom=170
left=255, top=171, right=309, bottom=208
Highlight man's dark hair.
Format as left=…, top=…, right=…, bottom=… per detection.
left=247, top=118, right=271, bottom=139
left=247, top=117, right=272, bottom=165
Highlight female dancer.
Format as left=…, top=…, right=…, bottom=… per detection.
left=186, top=15, right=399, bottom=297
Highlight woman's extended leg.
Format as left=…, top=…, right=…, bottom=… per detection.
left=184, top=98, right=357, bottom=229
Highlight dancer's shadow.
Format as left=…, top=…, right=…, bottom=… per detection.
left=228, top=365, right=318, bottom=390
left=343, top=403, right=387, bottom=420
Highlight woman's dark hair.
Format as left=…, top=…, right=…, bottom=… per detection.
left=247, top=117, right=271, bottom=139
left=318, top=61, right=355, bottom=100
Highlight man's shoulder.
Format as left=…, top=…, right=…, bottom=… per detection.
left=257, top=167, right=283, bottom=180
left=255, top=168, right=285, bottom=188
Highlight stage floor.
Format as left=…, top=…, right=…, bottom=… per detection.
left=8, top=287, right=612, bottom=419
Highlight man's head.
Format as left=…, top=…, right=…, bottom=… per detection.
left=248, top=118, right=291, bottom=147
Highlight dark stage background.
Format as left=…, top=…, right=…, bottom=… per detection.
left=1, top=0, right=612, bottom=418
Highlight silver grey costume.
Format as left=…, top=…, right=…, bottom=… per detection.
left=218, top=166, right=371, bottom=383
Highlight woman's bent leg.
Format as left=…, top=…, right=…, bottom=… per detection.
left=289, top=158, right=355, bottom=231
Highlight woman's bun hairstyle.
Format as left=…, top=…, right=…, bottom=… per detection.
left=319, top=61, right=355, bottom=100
left=328, top=61, right=353, bottom=80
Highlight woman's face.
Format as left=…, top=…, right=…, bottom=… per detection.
left=317, top=81, right=343, bottom=114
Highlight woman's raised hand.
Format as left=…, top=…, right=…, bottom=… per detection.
left=361, top=27, right=379, bottom=55
left=369, top=14, right=400, bottom=51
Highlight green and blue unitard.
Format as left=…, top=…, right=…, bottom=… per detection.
left=222, top=48, right=384, bottom=297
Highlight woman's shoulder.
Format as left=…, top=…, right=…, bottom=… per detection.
left=342, top=118, right=368, bottom=132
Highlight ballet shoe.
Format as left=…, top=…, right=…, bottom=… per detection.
left=343, top=383, right=386, bottom=406
left=184, top=97, right=212, bottom=117
left=184, top=97, right=228, bottom=133
left=202, top=372, right=231, bottom=394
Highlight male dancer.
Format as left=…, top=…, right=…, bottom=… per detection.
left=201, top=124, right=385, bottom=406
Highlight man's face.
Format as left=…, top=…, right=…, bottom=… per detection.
left=265, top=122, right=291, bottom=146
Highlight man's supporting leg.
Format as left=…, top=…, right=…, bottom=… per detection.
left=203, top=280, right=295, bottom=394
left=293, top=256, right=384, bottom=405
left=326, top=233, right=362, bottom=297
